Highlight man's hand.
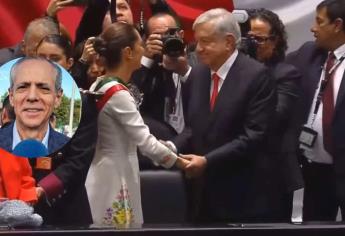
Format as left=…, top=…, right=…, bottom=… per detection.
left=36, top=186, right=45, bottom=200
left=162, top=53, right=190, bottom=76
left=144, top=33, right=163, bottom=59
left=174, top=156, right=190, bottom=170
left=46, top=0, right=74, bottom=18
left=180, top=154, right=207, bottom=178
left=80, top=37, right=96, bottom=64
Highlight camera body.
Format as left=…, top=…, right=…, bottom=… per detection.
left=161, top=28, right=184, bottom=57
left=240, top=36, right=259, bottom=59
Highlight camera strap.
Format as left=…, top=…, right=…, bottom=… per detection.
left=310, top=54, right=345, bottom=127
left=110, top=0, right=117, bottom=23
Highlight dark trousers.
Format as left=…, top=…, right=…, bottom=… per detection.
left=301, top=157, right=343, bottom=221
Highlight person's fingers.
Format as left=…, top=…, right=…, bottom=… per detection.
left=180, top=154, right=194, bottom=160
left=59, top=0, right=74, bottom=6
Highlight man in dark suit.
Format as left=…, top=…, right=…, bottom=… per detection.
left=0, top=57, right=97, bottom=225
left=132, top=13, right=194, bottom=140
left=1, top=57, right=69, bottom=154
left=131, top=13, right=194, bottom=169
left=171, top=8, right=276, bottom=222
left=243, top=8, right=304, bottom=221
left=286, top=0, right=345, bottom=221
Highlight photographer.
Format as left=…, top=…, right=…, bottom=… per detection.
left=132, top=13, right=195, bottom=157
left=242, top=8, right=303, bottom=221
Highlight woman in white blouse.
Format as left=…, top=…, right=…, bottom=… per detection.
left=85, top=22, right=188, bottom=227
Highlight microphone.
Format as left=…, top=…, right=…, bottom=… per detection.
left=12, top=139, right=48, bottom=158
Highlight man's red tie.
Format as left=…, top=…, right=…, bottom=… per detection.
left=322, top=52, right=336, bottom=155
left=210, top=73, right=220, bottom=111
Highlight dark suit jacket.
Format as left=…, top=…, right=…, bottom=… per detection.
left=0, top=122, right=69, bottom=155
left=267, top=62, right=304, bottom=193
left=174, top=52, right=277, bottom=222
left=286, top=41, right=345, bottom=204
left=131, top=61, right=192, bottom=140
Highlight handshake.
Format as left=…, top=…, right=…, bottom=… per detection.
left=160, top=141, right=207, bottom=178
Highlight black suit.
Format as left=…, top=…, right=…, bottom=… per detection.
left=174, top=52, right=277, bottom=222
left=265, top=62, right=304, bottom=221
left=286, top=41, right=345, bottom=221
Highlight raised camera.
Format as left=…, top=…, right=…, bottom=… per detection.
left=240, top=36, right=259, bottom=59
left=161, top=27, right=184, bottom=57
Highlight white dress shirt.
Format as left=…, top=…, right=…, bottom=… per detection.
left=12, top=120, right=49, bottom=150
left=210, top=49, right=239, bottom=96
left=303, top=43, right=345, bottom=164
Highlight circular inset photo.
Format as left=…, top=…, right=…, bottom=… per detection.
left=0, top=57, right=82, bottom=158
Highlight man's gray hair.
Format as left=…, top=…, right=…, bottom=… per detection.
left=23, top=17, right=60, bottom=43
left=10, top=57, right=62, bottom=93
left=193, top=8, right=241, bottom=46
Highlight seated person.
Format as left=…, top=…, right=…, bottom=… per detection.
left=0, top=57, right=69, bottom=154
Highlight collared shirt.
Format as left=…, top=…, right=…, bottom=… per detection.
left=210, top=49, right=239, bottom=96
left=303, top=43, right=345, bottom=164
left=12, top=120, right=50, bottom=150
left=140, top=56, right=191, bottom=133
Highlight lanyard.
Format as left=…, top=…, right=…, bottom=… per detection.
left=310, top=55, right=345, bottom=127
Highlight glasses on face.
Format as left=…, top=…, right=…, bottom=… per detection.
left=247, top=34, right=275, bottom=44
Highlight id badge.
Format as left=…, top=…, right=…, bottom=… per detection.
left=36, top=157, right=52, bottom=170
left=299, top=125, right=318, bottom=148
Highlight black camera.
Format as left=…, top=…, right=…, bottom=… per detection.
left=161, top=28, right=185, bottom=57
left=240, top=36, right=259, bottom=59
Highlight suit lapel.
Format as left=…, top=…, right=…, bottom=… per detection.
left=335, top=72, right=345, bottom=114
left=192, top=65, right=212, bottom=135
left=209, top=53, right=243, bottom=123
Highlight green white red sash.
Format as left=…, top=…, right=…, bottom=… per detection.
left=93, top=77, right=128, bottom=111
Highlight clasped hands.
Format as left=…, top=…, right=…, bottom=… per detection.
left=160, top=140, right=207, bottom=178
left=175, top=154, right=207, bottom=178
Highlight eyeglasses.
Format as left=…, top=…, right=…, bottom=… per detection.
left=246, top=34, right=275, bottom=44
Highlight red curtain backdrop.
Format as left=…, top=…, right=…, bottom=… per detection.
left=0, top=0, right=84, bottom=48
left=165, top=0, right=234, bottom=42
left=0, top=0, right=234, bottom=48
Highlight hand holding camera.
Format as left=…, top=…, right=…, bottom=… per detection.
left=80, top=37, right=97, bottom=64
left=46, top=0, right=75, bottom=18
left=144, top=33, right=164, bottom=59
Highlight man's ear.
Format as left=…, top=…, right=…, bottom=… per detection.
left=9, top=89, right=14, bottom=107
left=334, top=18, right=344, bottom=33
left=20, top=40, right=26, bottom=55
left=66, top=58, right=74, bottom=70
left=178, top=29, right=184, bottom=39
left=225, top=33, right=236, bottom=51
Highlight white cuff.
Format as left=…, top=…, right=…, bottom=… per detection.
left=141, top=56, right=154, bottom=69
left=166, top=141, right=178, bottom=154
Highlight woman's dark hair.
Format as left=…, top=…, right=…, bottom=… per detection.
left=36, top=34, right=73, bottom=59
left=248, top=8, right=288, bottom=64
left=93, top=22, right=139, bottom=68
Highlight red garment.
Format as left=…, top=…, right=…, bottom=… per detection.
left=0, top=0, right=84, bottom=48
left=0, top=148, right=37, bottom=203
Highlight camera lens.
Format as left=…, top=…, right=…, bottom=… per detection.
left=163, top=38, right=184, bottom=57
